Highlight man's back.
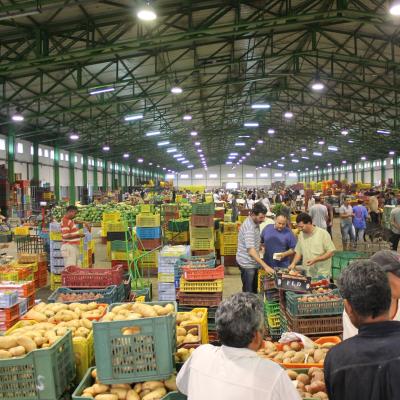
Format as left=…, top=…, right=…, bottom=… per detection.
left=309, top=204, right=327, bottom=229
left=177, top=344, right=300, bottom=400
left=325, top=321, right=400, bottom=400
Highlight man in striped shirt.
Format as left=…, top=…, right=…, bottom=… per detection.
left=60, top=205, right=86, bottom=267
left=236, top=203, right=275, bottom=293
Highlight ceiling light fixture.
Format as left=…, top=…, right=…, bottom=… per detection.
left=284, top=111, right=294, bottom=119
left=235, top=142, right=246, bottom=146
left=173, top=154, right=183, bottom=158
left=102, top=145, right=110, bottom=151
left=145, top=131, right=161, bottom=136
left=157, top=141, right=170, bottom=146
left=257, top=139, right=264, bottom=144
left=137, top=1, right=157, bottom=21
left=89, top=86, right=115, bottom=95
left=177, top=157, right=185, bottom=161
left=181, top=160, right=189, bottom=164
left=69, top=133, right=79, bottom=140
left=313, top=151, right=323, bottom=156
left=251, top=147, right=256, bottom=151
left=124, top=114, right=143, bottom=121
left=194, top=142, right=200, bottom=146
left=244, top=122, right=259, bottom=127
left=251, top=103, right=270, bottom=109
left=328, top=146, right=338, bottom=151
left=341, top=129, right=349, bottom=136
left=11, top=108, right=24, bottom=122
left=190, top=131, right=198, bottom=136
left=361, top=156, right=366, bottom=160
left=389, top=150, right=396, bottom=155
left=390, top=1, right=400, bottom=15
left=171, top=86, right=183, bottom=94
left=138, top=158, right=143, bottom=163
left=183, top=114, right=192, bottom=121
left=166, top=148, right=177, bottom=153
left=123, top=153, right=129, bottom=158
left=267, top=128, right=275, bottom=134
left=311, top=79, right=325, bottom=91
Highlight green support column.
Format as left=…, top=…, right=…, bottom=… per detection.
left=118, top=163, right=122, bottom=190
left=32, top=142, right=39, bottom=185
left=124, top=165, right=128, bottom=191
left=130, top=167, right=134, bottom=187
left=370, top=162, right=374, bottom=186
left=7, top=127, right=15, bottom=184
left=381, top=159, right=385, bottom=187
left=111, top=162, right=116, bottom=190
left=93, top=157, right=98, bottom=190
left=395, top=157, right=400, bottom=188
left=69, top=151, right=75, bottom=205
left=82, top=155, right=88, bottom=189
left=360, top=163, right=364, bottom=184
left=338, top=167, right=341, bottom=182
left=102, top=160, right=107, bottom=191
left=54, top=146, right=60, bottom=201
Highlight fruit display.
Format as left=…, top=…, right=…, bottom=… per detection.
left=297, top=293, right=341, bottom=303
left=57, top=292, right=104, bottom=302
left=175, top=346, right=196, bottom=363
left=257, top=340, right=337, bottom=365
left=101, top=302, right=174, bottom=322
left=0, top=322, right=65, bottom=358
left=179, top=204, right=192, bottom=218
left=286, top=368, right=328, bottom=399
left=81, top=368, right=178, bottom=400
left=176, top=310, right=205, bottom=347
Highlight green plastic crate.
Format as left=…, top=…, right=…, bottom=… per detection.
left=162, top=393, right=187, bottom=400
left=331, top=251, right=368, bottom=281
left=264, top=300, right=280, bottom=316
left=93, top=301, right=176, bottom=384
left=286, top=289, right=344, bottom=317
left=190, top=226, right=214, bottom=239
left=191, top=202, right=215, bottom=216
left=0, top=331, right=75, bottom=400
left=168, top=219, right=189, bottom=232
left=111, top=240, right=134, bottom=251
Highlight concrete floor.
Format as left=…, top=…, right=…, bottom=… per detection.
left=3, top=216, right=347, bottom=302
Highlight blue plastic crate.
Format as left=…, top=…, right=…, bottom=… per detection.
left=48, top=285, right=119, bottom=304
left=136, top=227, right=161, bottom=239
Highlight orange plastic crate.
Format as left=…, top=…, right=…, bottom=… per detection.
left=182, top=265, right=224, bottom=281
left=0, top=303, right=20, bottom=322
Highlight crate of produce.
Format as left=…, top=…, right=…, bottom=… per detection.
left=168, top=219, right=190, bottom=232
left=161, top=204, right=180, bottom=214
left=136, top=226, right=161, bottom=239
left=286, top=313, right=343, bottom=336
left=190, top=226, right=214, bottom=239
left=179, top=252, right=215, bottom=266
left=48, top=286, right=120, bottom=304
left=275, top=270, right=312, bottom=292
left=50, top=231, right=63, bottom=241
left=331, top=251, right=369, bottom=281
left=214, top=208, right=224, bottom=219
left=182, top=265, right=224, bottom=281
left=191, top=202, right=215, bottom=215
left=104, top=221, right=128, bottom=232
left=220, top=245, right=237, bottom=256
left=258, top=270, right=276, bottom=292
left=219, top=222, right=238, bottom=234
left=102, top=211, right=121, bottom=222
left=93, top=301, right=176, bottom=383
left=177, top=307, right=208, bottom=344
left=61, top=265, right=124, bottom=288
left=136, top=213, right=161, bottom=227
left=0, top=291, right=18, bottom=308
left=190, top=215, right=214, bottom=227
left=138, top=250, right=159, bottom=266
left=286, top=289, right=344, bottom=317
left=0, top=266, right=33, bottom=282
left=0, top=281, right=35, bottom=297
left=138, top=238, right=162, bottom=250
left=190, top=237, right=215, bottom=251
left=0, top=330, right=75, bottom=400
left=179, top=292, right=222, bottom=307
left=17, top=252, right=47, bottom=264
left=179, top=278, right=223, bottom=293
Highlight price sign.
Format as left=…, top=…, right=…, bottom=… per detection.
left=275, top=274, right=311, bottom=292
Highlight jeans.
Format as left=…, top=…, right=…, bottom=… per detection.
left=327, top=225, right=332, bottom=238
left=341, top=222, right=355, bottom=244
left=390, top=232, right=400, bottom=251
left=238, top=266, right=258, bottom=293
left=355, top=228, right=365, bottom=243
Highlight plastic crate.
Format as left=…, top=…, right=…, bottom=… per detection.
left=219, top=222, right=238, bottom=234
left=158, top=273, right=175, bottom=283
left=13, top=226, right=30, bottom=236
left=258, top=270, right=276, bottom=292
left=0, top=281, right=35, bottom=297
left=179, top=278, right=223, bottom=293
left=0, top=267, right=33, bottom=282
left=93, top=301, right=176, bottom=384
left=136, top=226, right=161, bottom=239
left=162, top=393, right=187, bottom=400
left=61, top=265, right=124, bottom=288
left=165, top=230, right=189, bottom=243
left=102, top=211, right=121, bottom=222
left=179, top=292, right=222, bottom=307
left=190, top=226, right=214, bottom=239
left=264, top=300, right=280, bottom=316
left=0, top=330, right=75, bottom=400
left=220, top=245, right=237, bottom=256
left=180, top=307, right=208, bottom=344
left=162, top=204, right=180, bottom=214
left=168, top=219, right=190, bottom=232
left=192, top=202, right=215, bottom=215
left=138, top=250, right=159, bottom=266
left=136, top=213, right=161, bottom=227
left=138, top=238, right=162, bottom=250
left=179, top=253, right=216, bottom=266
left=48, top=286, right=119, bottom=304
left=182, top=265, right=224, bottom=281
left=104, top=221, right=128, bottom=232
left=219, top=234, right=238, bottom=247
left=0, top=291, right=19, bottom=308
left=73, top=331, right=95, bottom=383
left=267, top=313, right=281, bottom=328
left=286, top=313, right=343, bottom=335
left=331, top=251, right=369, bottom=281
left=190, top=237, right=215, bottom=251
left=0, top=303, right=20, bottom=322
left=286, top=289, right=344, bottom=317
left=190, top=215, right=214, bottom=227
left=50, top=232, right=63, bottom=241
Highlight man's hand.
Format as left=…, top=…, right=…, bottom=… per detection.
left=306, top=259, right=317, bottom=266
left=263, top=265, right=275, bottom=275
left=288, top=263, right=296, bottom=270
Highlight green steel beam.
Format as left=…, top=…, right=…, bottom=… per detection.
left=118, top=164, right=122, bottom=190
left=111, top=162, right=116, bottom=191
left=93, top=157, right=98, bottom=190
left=54, top=145, right=60, bottom=201
left=102, top=160, right=107, bottom=191
left=69, top=151, right=75, bottom=205
left=381, top=159, right=386, bottom=186
left=6, top=126, right=15, bottom=185
left=32, top=142, right=39, bottom=185
left=82, top=154, right=88, bottom=188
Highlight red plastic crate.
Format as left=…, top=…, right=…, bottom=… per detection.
left=222, top=255, right=237, bottom=266
left=61, top=265, right=124, bottom=288
left=111, top=260, right=128, bottom=270
left=137, top=238, right=162, bottom=250
left=182, top=265, right=224, bottom=281
left=0, top=303, right=20, bottom=322
left=38, top=274, right=48, bottom=288
left=27, top=294, right=35, bottom=309
left=191, top=215, right=214, bottom=227
left=214, top=209, right=224, bottom=219
left=179, top=292, right=222, bottom=307
left=0, top=318, right=19, bottom=332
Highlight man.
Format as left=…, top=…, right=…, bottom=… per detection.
left=321, top=196, right=334, bottom=238
left=389, top=203, right=400, bottom=251
left=236, top=203, right=275, bottom=293
left=352, top=199, right=368, bottom=243
left=259, top=194, right=271, bottom=212
left=339, top=189, right=346, bottom=206
left=339, top=197, right=355, bottom=250
left=261, top=214, right=297, bottom=269
left=308, top=196, right=328, bottom=230
left=275, top=191, right=284, bottom=204
left=60, top=205, right=87, bottom=267
left=324, top=260, right=400, bottom=400
left=289, top=212, right=335, bottom=279
left=177, top=293, right=301, bottom=400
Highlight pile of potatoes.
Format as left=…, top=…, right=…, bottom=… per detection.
left=101, top=303, right=174, bottom=322
left=176, top=310, right=204, bottom=347
left=257, top=340, right=336, bottom=364
left=23, top=302, right=106, bottom=339
left=81, top=368, right=177, bottom=400
left=175, top=347, right=196, bottom=363
left=286, top=367, right=328, bottom=399
left=0, top=322, right=65, bottom=359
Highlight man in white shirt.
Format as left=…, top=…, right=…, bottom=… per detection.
left=213, top=190, right=220, bottom=203
left=309, top=196, right=328, bottom=229
left=177, top=292, right=301, bottom=400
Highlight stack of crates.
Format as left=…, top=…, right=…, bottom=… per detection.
left=101, top=211, right=121, bottom=245
left=138, top=249, right=159, bottom=277
left=49, top=222, right=64, bottom=289
left=158, top=245, right=190, bottom=301
left=80, top=229, right=95, bottom=268
left=219, top=222, right=238, bottom=266
left=136, top=209, right=161, bottom=250
left=190, top=202, right=215, bottom=256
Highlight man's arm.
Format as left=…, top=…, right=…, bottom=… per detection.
left=289, top=252, right=302, bottom=269
left=305, top=250, right=334, bottom=266
left=280, top=248, right=295, bottom=259
left=247, top=248, right=274, bottom=274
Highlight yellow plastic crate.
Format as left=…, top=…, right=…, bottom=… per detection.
left=219, top=222, right=238, bottom=234
left=135, top=296, right=145, bottom=302
left=165, top=230, right=189, bottom=242
left=102, top=211, right=120, bottom=222
left=178, top=307, right=208, bottom=344
left=13, top=261, right=38, bottom=272
left=50, top=273, right=62, bottom=291
left=138, top=250, right=159, bottom=267
left=205, top=194, right=213, bottom=203
left=104, top=221, right=128, bottom=232
left=180, top=278, right=223, bottom=293
left=50, top=232, right=62, bottom=241
left=267, top=314, right=281, bottom=329
left=106, top=241, right=111, bottom=261
left=111, top=250, right=136, bottom=261
left=220, top=246, right=237, bottom=256
left=219, top=233, right=238, bottom=248
left=190, top=237, right=215, bottom=251
left=158, top=273, right=175, bottom=283
left=238, top=215, right=247, bottom=223
left=13, top=226, right=30, bottom=236
left=190, top=226, right=214, bottom=239
left=73, top=331, right=94, bottom=383
left=136, top=213, right=161, bottom=227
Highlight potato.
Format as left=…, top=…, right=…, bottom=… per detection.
left=290, top=342, right=302, bottom=351
left=94, top=395, right=118, bottom=400
left=313, top=349, right=325, bottom=364
left=286, top=370, right=298, bottom=380
left=25, top=310, right=47, bottom=322
left=176, top=336, right=185, bottom=346
left=309, top=381, right=326, bottom=394
left=91, top=369, right=97, bottom=379
left=110, top=388, right=127, bottom=399
left=9, top=346, right=26, bottom=357
left=142, top=388, right=167, bottom=400
left=164, top=303, right=175, bottom=313
left=133, top=383, right=142, bottom=393
left=141, top=381, right=164, bottom=391
left=291, top=351, right=306, bottom=363
left=283, top=350, right=296, bottom=359
left=84, top=387, right=96, bottom=396
left=312, top=392, right=328, bottom=399
left=0, top=336, right=18, bottom=350
left=111, top=384, right=131, bottom=390
left=164, top=376, right=177, bottom=391
left=282, top=344, right=291, bottom=352
left=297, top=374, right=311, bottom=385
left=92, top=383, right=109, bottom=394
left=153, top=305, right=168, bottom=316
left=0, top=349, right=12, bottom=359
left=16, top=336, right=37, bottom=352
left=176, top=327, right=186, bottom=336
left=183, top=334, right=199, bottom=344
left=126, top=390, right=140, bottom=400
left=131, top=303, right=157, bottom=318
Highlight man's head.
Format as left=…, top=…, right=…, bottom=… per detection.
left=65, top=205, right=78, bottom=219
left=250, top=203, right=267, bottom=225
left=371, top=250, right=400, bottom=299
left=358, top=199, right=364, bottom=205
left=216, top=292, right=264, bottom=350
left=338, top=260, right=391, bottom=328
left=343, top=197, right=350, bottom=206
left=275, top=214, right=287, bottom=231
left=295, top=212, right=313, bottom=234
left=320, top=196, right=325, bottom=204
left=314, top=197, right=321, bottom=203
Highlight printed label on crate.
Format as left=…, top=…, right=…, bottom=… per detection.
left=275, top=274, right=311, bottom=292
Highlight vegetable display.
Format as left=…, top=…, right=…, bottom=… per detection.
left=101, top=303, right=174, bottom=322
left=176, top=310, right=204, bottom=346
left=286, top=368, right=328, bottom=399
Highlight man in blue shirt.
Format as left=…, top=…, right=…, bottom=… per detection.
left=261, top=214, right=297, bottom=269
left=352, top=199, right=368, bottom=243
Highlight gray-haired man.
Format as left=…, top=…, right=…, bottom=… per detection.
left=177, top=293, right=300, bottom=400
